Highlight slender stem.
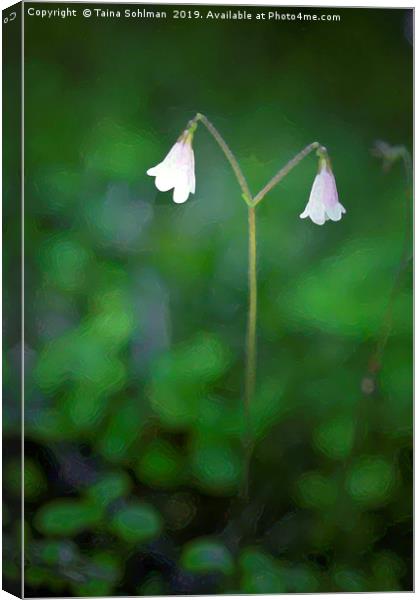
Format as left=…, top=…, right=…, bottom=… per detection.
left=253, top=142, right=321, bottom=206
left=241, top=206, right=257, bottom=501
left=194, top=113, right=253, bottom=202
left=363, top=148, right=413, bottom=392
left=187, top=114, right=327, bottom=502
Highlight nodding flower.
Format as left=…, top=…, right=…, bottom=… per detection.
left=300, top=154, right=346, bottom=226
left=147, top=127, right=196, bottom=204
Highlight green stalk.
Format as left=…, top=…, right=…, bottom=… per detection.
left=242, top=205, right=257, bottom=500
left=189, top=113, right=324, bottom=502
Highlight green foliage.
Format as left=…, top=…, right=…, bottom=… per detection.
left=17, top=6, right=412, bottom=595
left=281, top=238, right=409, bottom=337
left=282, top=563, right=319, bottom=593
left=34, top=329, right=126, bottom=398
left=4, top=459, right=23, bottom=497
left=346, top=456, right=396, bottom=507
left=239, top=548, right=286, bottom=593
left=190, top=437, right=241, bottom=495
left=137, top=571, right=168, bottom=596
left=34, top=500, right=103, bottom=536
left=136, top=439, right=184, bottom=488
left=63, top=384, right=109, bottom=431
left=71, top=552, right=122, bottom=597
left=24, top=460, right=47, bottom=501
left=370, top=551, right=406, bottom=591
left=313, top=415, right=355, bottom=459
left=181, top=539, right=234, bottom=576
left=39, top=540, right=78, bottom=565
left=97, top=398, right=143, bottom=462
left=110, top=502, right=162, bottom=543
left=149, top=333, right=232, bottom=429
left=87, top=472, right=132, bottom=507
left=40, top=235, right=93, bottom=293
left=295, top=471, right=338, bottom=510
left=25, top=566, right=51, bottom=588
left=333, top=567, right=367, bottom=592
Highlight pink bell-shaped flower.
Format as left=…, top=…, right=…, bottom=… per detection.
left=300, top=158, right=346, bottom=226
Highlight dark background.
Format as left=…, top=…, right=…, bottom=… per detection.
left=6, top=4, right=414, bottom=595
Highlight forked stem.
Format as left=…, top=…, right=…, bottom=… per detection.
left=190, top=113, right=326, bottom=500
left=253, top=141, right=322, bottom=205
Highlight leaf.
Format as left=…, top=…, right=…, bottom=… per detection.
left=190, top=439, right=241, bottom=495
left=346, top=457, right=395, bottom=507
left=39, top=540, right=78, bottom=565
left=181, top=538, right=234, bottom=576
left=87, top=472, right=132, bottom=507
left=34, top=500, right=102, bottom=536
left=97, top=398, right=143, bottom=462
left=149, top=333, right=232, bottom=429
left=239, top=548, right=285, bottom=593
left=313, top=415, right=355, bottom=460
left=136, top=439, right=184, bottom=488
left=295, top=472, right=338, bottom=510
left=110, top=502, right=162, bottom=543
left=280, top=237, right=410, bottom=337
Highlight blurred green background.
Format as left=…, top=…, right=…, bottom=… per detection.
left=6, top=4, right=414, bottom=595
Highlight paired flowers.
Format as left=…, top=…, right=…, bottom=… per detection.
left=147, top=125, right=346, bottom=225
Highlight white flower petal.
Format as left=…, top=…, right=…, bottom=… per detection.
left=146, top=166, right=159, bottom=176
left=189, top=171, right=196, bottom=195
left=300, top=204, right=310, bottom=219
left=325, top=201, right=345, bottom=222
left=187, top=148, right=196, bottom=194
left=301, top=165, right=346, bottom=225
left=308, top=201, right=327, bottom=225
left=147, top=136, right=196, bottom=203
left=173, top=182, right=190, bottom=204
left=154, top=165, right=178, bottom=192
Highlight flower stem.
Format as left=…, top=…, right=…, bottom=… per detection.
left=241, top=205, right=257, bottom=501
left=362, top=147, right=413, bottom=393
left=253, top=141, right=321, bottom=206
left=188, top=113, right=328, bottom=502
left=193, top=113, right=252, bottom=203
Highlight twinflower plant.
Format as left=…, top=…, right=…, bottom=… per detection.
left=147, top=113, right=346, bottom=499
left=300, top=156, right=346, bottom=225
left=147, top=125, right=196, bottom=203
